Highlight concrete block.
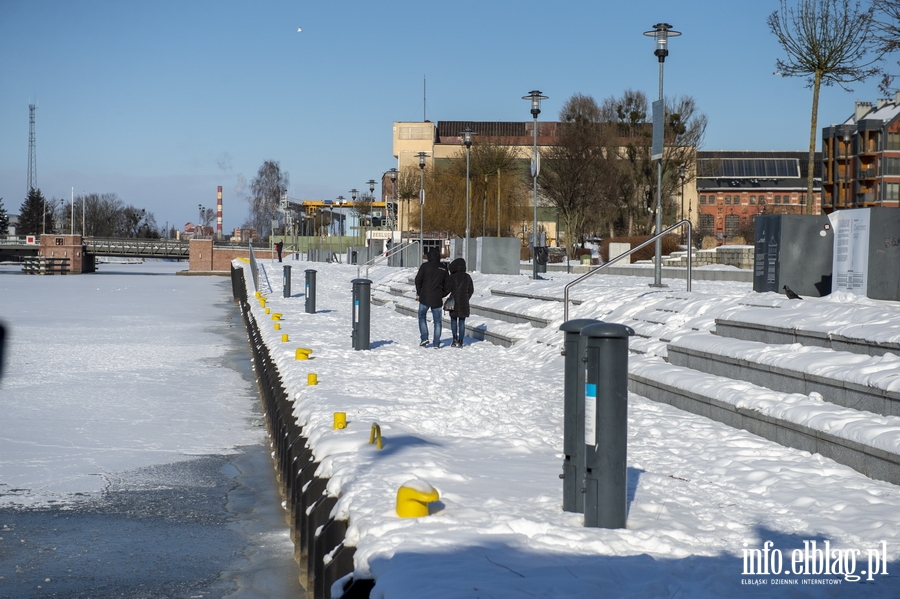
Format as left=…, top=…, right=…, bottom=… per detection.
left=776, top=426, right=818, bottom=454
left=815, top=439, right=867, bottom=473
left=864, top=453, right=900, bottom=486
left=475, top=237, right=519, bottom=275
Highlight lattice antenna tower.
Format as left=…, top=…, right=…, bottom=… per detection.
left=27, top=103, right=37, bottom=192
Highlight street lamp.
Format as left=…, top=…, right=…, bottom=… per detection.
left=461, top=127, right=476, bottom=263
left=678, top=165, right=686, bottom=243
left=198, top=204, right=204, bottom=238
left=388, top=168, right=398, bottom=246
left=842, top=129, right=852, bottom=209
left=417, top=151, right=427, bottom=256
left=644, top=22, right=680, bottom=288
left=523, top=90, right=548, bottom=280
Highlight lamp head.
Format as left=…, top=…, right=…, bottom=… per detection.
left=522, top=90, right=548, bottom=118
left=389, top=167, right=397, bottom=181
left=644, top=23, right=680, bottom=62
left=460, top=127, right=477, bottom=148
left=350, top=189, right=357, bottom=201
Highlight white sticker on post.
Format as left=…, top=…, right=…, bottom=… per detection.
left=585, top=383, right=597, bottom=446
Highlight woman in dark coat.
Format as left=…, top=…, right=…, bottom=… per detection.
left=447, top=258, right=474, bottom=347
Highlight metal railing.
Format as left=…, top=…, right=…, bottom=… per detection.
left=563, top=220, right=693, bottom=322
left=358, top=241, right=417, bottom=279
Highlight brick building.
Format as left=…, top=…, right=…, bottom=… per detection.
left=695, top=151, right=821, bottom=243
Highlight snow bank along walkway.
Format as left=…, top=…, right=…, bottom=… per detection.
left=374, top=271, right=900, bottom=485
left=234, top=260, right=900, bottom=598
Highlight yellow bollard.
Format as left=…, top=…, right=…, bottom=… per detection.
left=307, top=373, right=317, bottom=386
left=295, top=348, right=313, bottom=360
left=333, top=412, right=347, bottom=429
left=260, top=299, right=266, bottom=308
left=274, top=323, right=281, bottom=331
left=369, top=423, right=383, bottom=449
left=272, top=313, right=282, bottom=320
left=265, top=307, right=270, bottom=314
left=396, top=480, right=439, bottom=518
left=255, top=291, right=261, bottom=298
left=281, top=333, right=289, bottom=343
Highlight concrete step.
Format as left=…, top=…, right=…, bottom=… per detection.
left=667, top=331, right=900, bottom=419
left=629, top=356, right=900, bottom=487
left=715, top=304, right=900, bottom=357
left=490, top=288, right=583, bottom=305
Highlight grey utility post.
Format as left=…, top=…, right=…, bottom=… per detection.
left=305, top=269, right=317, bottom=314
left=580, top=322, right=634, bottom=529
left=351, top=278, right=371, bottom=351
left=558, top=318, right=602, bottom=513
left=283, top=265, right=292, bottom=298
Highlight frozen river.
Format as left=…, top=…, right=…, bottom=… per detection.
left=0, top=261, right=303, bottom=598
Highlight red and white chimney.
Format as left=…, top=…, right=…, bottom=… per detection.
left=216, top=186, right=223, bottom=239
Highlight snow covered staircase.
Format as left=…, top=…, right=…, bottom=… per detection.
left=629, top=298, right=900, bottom=487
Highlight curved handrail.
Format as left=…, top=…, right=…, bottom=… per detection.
left=563, top=220, right=693, bottom=322
left=358, top=240, right=417, bottom=279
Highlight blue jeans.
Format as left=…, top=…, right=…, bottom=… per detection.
left=450, top=316, right=466, bottom=342
left=418, top=303, right=442, bottom=345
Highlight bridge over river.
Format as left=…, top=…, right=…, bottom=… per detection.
left=0, top=236, right=191, bottom=261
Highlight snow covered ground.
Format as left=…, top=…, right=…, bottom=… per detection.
left=2, top=256, right=898, bottom=598
left=245, top=257, right=900, bottom=598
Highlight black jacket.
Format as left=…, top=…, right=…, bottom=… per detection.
left=415, top=248, right=450, bottom=308
left=448, top=258, right=474, bottom=318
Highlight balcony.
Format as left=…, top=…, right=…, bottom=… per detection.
left=858, top=168, right=877, bottom=180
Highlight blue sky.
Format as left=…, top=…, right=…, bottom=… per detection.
left=0, top=0, right=889, bottom=233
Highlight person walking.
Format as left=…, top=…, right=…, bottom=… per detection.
left=414, top=247, right=450, bottom=348
left=447, top=257, right=474, bottom=348
left=275, top=240, right=284, bottom=262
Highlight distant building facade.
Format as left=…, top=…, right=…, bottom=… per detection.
left=822, top=94, right=900, bottom=212
left=695, top=151, right=821, bottom=242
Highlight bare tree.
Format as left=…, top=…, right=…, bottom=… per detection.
left=600, top=90, right=706, bottom=236
left=873, top=0, right=900, bottom=93
left=539, top=93, right=614, bottom=257
left=352, top=192, right=374, bottom=244
left=768, top=0, right=879, bottom=213
left=249, top=160, right=289, bottom=239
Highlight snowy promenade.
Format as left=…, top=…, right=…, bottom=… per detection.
left=0, top=262, right=301, bottom=598
left=244, top=258, right=900, bottom=598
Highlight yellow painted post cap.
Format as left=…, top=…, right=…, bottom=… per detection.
left=307, top=373, right=317, bottom=386
left=255, top=291, right=261, bottom=298
left=274, top=323, right=281, bottom=331
left=295, top=348, right=313, bottom=360
left=334, top=412, right=347, bottom=429
left=396, top=480, right=439, bottom=518
left=265, top=307, right=270, bottom=314
left=272, top=313, right=282, bottom=320
left=281, top=333, right=289, bottom=343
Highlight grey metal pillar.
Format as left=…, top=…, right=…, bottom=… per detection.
left=305, top=269, right=317, bottom=314
left=283, top=265, right=292, bottom=298
left=580, top=322, right=634, bottom=528
left=558, top=318, right=602, bottom=513
left=351, top=278, right=371, bottom=351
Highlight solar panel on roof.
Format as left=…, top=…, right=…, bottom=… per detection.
left=701, top=158, right=801, bottom=178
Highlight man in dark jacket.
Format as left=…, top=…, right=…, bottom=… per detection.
left=414, top=247, right=450, bottom=347
left=447, top=258, right=474, bottom=347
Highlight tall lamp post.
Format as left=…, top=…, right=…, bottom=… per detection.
left=367, top=178, right=377, bottom=247
left=842, top=129, right=852, bottom=209
left=417, top=151, right=427, bottom=256
left=198, top=204, right=204, bottom=238
left=388, top=167, right=398, bottom=245
left=523, top=90, right=548, bottom=280
left=644, top=22, right=680, bottom=288
left=461, top=127, right=476, bottom=263
left=678, top=165, right=686, bottom=243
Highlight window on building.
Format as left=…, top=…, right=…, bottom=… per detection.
left=884, top=157, right=900, bottom=175
left=699, top=195, right=706, bottom=205
left=774, top=195, right=782, bottom=204
left=888, top=132, right=900, bottom=151
left=724, top=196, right=731, bottom=205
left=886, top=182, right=900, bottom=202
left=749, top=196, right=757, bottom=205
